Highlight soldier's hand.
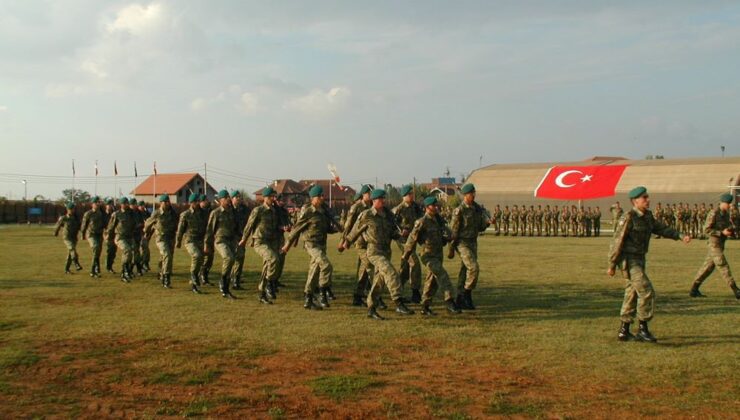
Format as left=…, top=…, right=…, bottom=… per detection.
left=682, top=235, right=691, bottom=244
left=607, top=267, right=615, bottom=277
left=401, top=229, right=410, bottom=238
left=280, top=245, right=290, bottom=255
left=337, top=242, right=345, bottom=253
left=401, top=251, right=411, bottom=262
left=238, top=239, right=246, bottom=248
left=722, top=228, right=733, bottom=237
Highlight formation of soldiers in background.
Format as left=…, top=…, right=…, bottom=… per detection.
left=485, top=204, right=604, bottom=237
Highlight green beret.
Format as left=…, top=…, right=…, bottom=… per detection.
left=308, top=185, right=324, bottom=198
left=230, top=190, right=241, bottom=197
left=360, top=185, right=372, bottom=195
left=263, top=186, right=276, bottom=197
left=65, top=202, right=75, bottom=209
left=370, top=189, right=386, bottom=200
left=119, top=197, right=129, bottom=204
left=199, top=194, right=207, bottom=201
left=105, top=198, right=114, bottom=205
left=423, top=196, right=438, bottom=207
left=628, top=186, right=648, bottom=199
left=461, top=183, right=476, bottom=194
left=400, top=185, right=413, bottom=197
left=188, top=193, right=199, bottom=203
left=158, top=194, right=169, bottom=202
left=91, top=196, right=100, bottom=203
left=720, top=193, right=733, bottom=203
left=217, top=189, right=229, bottom=199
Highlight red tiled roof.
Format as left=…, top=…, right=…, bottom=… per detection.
left=253, top=179, right=307, bottom=196
left=299, top=179, right=356, bottom=198
left=132, top=173, right=199, bottom=195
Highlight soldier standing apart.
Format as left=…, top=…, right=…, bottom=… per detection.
left=106, top=197, right=137, bottom=282
left=282, top=185, right=337, bottom=310
left=610, top=201, right=623, bottom=228
left=81, top=196, right=105, bottom=278
left=391, top=185, right=424, bottom=304
left=205, top=190, right=239, bottom=299
left=176, top=193, right=206, bottom=294
left=450, top=184, right=490, bottom=310
left=230, top=191, right=251, bottom=290
left=608, top=187, right=690, bottom=343
left=346, top=189, right=414, bottom=320
left=104, top=198, right=117, bottom=273
left=199, top=194, right=214, bottom=285
left=339, top=185, right=375, bottom=307
left=54, top=202, right=82, bottom=274
left=403, top=196, right=462, bottom=315
left=593, top=207, right=602, bottom=237
left=144, top=194, right=178, bottom=288
left=689, top=193, right=740, bottom=299
left=239, top=186, right=282, bottom=305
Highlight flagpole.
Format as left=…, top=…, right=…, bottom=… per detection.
left=153, top=161, right=157, bottom=213
left=114, top=160, right=118, bottom=199
left=94, top=160, right=98, bottom=196
left=329, top=178, right=333, bottom=208
left=204, top=162, right=208, bottom=200
left=72, top=159, right=76, bottom=200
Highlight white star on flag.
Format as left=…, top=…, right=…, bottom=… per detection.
left=580, top=174, right=593, bottom=182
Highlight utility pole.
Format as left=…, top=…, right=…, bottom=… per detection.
left=21, top=180, right=27, bottom=201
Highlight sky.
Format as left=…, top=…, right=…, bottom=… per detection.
left=2, top=0, right=740, bottom=199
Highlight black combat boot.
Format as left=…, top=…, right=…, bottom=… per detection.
left=73, top=257, right=83, bottom=271
left=326, top=287, right=336, bottom=301
left=376, top=296, right=388, bottom=310
left=200, top=269, right=212, bottom=286
left=352, top=294, right=366, bottom=307
left=636, top=321, right=657, bottom=343
left=163, top=274, right=172, bottom=289
left=120, top=264, right=131, bottom=283
left=446, top=298, right=462, bottom=314
left=190, top=272, right=201, bottom=294
left=394, top=300, right=414, bottom=315
left=732, top=284, right=740, bottom=300
left=220, top=275, right=236, bottom=299
left=232, top=276, right=243, bottom=290
left=617, top=322, right=634, bottom=342
left=64, top=256, right=73, bottom=274
left=421, top=303, right=436, bottom=316
left=367, top=306, right=384, bottom=320
left=689, top=284, right=706, bottom=298
left=455, top=293, right=469, bottom=310
left=259, top=290, right=273, bottom=305
left=135, top=263, right=144, bottom=277
left=319, top=288, right=331, bottom=308
left=464, top=289, right=476, bottom=310
left=411, top=289, right=422, bottom=304
left=266, top=281, right=277, bottom=300
left=304, top=293, right=322, bottom=310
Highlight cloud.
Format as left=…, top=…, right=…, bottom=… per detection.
left=106, top=3, right=164, bottom=36
left=238, top=92, right=259, bottom=115
left=283, top=86, right=351, bottom=116
left=0, top=105, right=7, bottom=112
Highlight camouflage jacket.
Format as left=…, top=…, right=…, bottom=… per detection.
left=233, top=203, right=252, bottom=234
left=176, top=207, right=206, bottom=245
left=404, top=212, right=451, bottom=259
left=392, top=200, right=423, bottom=234
left=342, top=200, right=371, bottom=248
left=450, top=201, right=489, bottom=241
left=81, top=208, right=106, bottom=237
left=54, top=213, right=81, bottom=241
left=608, top=208, right=681, bottom=270
left=132, top=209, right=146, bottom=239
left=241, top=203, right=280, bottom=244
left=287, top=203, right=336, bottom=246
left=200, top=205, right=213, bottom=242
left=346, top=207, right=400, bottom=258
left=144, top=207, right=178, bottom=242
left=205, top=206, right=238, bottom=244
left=106, top=209, right=136, bottom=241
left=704, top=208, right=733, bottom=247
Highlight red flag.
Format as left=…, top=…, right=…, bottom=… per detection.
left=534, top=165, right=628, bottom=200
left=114, top=161, right=118, bottom=176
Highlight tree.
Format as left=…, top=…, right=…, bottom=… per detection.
left=61, top=189, right=91, bottom=203
left=412, top=184, right=431, bottom=199
left=385, top=184, right=401, bottom=207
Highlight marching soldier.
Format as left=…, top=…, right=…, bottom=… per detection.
left=282, top=185, right=338, bottom=310
left=81, top=196, right=106, bottom=277
left=403, top=196, right=462, bottom=315
left=104, top=198, right=117, bottom=273
left=340, top=185, right=375, bottom=307
left=689, top=193, right=740, bottom=299
left=54, top=202, right=82, bottom=274
left=239, top=186, right=283, bottom=305
left=130, top=199, right=145, bottom=277
left=273, top=194, right=293, bottom=288
left=176, top=193, right=206, bottom=294
left=230, top=191, right=251, bottom=290
left=205, top=190, right=239, bottom=299
left=345, top=189, right=413, bottom=320
left=391, top=185, right=424, bottom=303
left=136, top=200, right=152, bottom=272
left=608, top=186, right=690, bottom=343
left=610, top=201, right=623, bottom=227
left=106, top=197, right=137, bottom=282
left=144, top=194, right=178, bottom=288
left=199, top=194, right=214, bottom=285
left=450, top=184, right=490, bottom=310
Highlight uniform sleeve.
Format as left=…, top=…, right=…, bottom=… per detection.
left=106, top=213, right=117, bottom=239
left=404, top=218, right=424, bottom=254
left=205, top=210, right=218, bottom=244
left=81, top=211, right=91, bottom=235
left=143, top=212, right=158, bottom=237
left=449, top=207, right=462, bottom=240
left=607, top=212, right=631, bottom=270
left=342, top=204, right=359, bottom=241
left=241, top=207, right=261, bottom=242
left=703, top=210, right=721, bottom=237
left=651, top=216, right=681, bottom=240
left=286, top=208, right=312, bottom=244
left=54, top=216, right=64, bottom=236
left=176, top=211, right=188, bottom=244
left=345, top=211, right=369, bottom=245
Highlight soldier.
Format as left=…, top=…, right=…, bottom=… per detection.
left=230, top=191, right=251, bottom=290
left=199, top=194, right=214, bottom=285
left=552, top=205, right=560, bottom=237
left=689, top=193, right=740, bottom=299
left=176, top=193, right=206, bottom=294
left=584, top=207, right=592, bottom=237
left=731, top=204, right=740, bottom=240
left=345, top=189, right=413, bottom=320
left=610, top=201, right=623, bottom=227
left=239, top=186, right=283, bottom=305
left=510, top=205, right=519, bottom=237
left=144, top=194, right=178, bottom=288
left=502, top=205, right=511, bottom=236
left=106, top=197, right=137, bottom=282
left=403, top=196, right=461, bottom=315
left=535, top=205, right=543, bottom=236
left=81, top=196, right=106, bottom=278
left=339, top=185, right=375, bottom=307
left=608, top=186, right=690, bottom=343
left=273, top=194, right=293, bottom=289
left=137, top=201, right=152, bottom=272
left=493, top=204, right=502, bottom=236
left=525, top=205, right=534, bottom=236
left=129, top=199, right=145, bottom=276
left=54, top=202, right=82, bottom=274
left=205, top=190, right=239, bottom=299
left=282, top=185, right=338, bottom=310
left=519, top=204, right=528, bottom=236
left=391, top=185, right=423, bottom=303
left=593, top=206, right=602, bottom=237
left=690, top=204, right=699, bottom=239
left=698, top=203, right=708, bottom=240
left=104, top=198, right=117, bottom=273
left=572, top=205, right=581, bottom=237
left=450, top=183, right=490, bottom=310
left=543, top=205, right=552, bottom=237
left=560, top=206, right=570, bottom=237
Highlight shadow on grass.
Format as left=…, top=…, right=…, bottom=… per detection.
left=656, top=334, right=740, bottom=348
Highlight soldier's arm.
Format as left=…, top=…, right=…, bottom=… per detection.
left=53, top=216, right=64, bottom=236
left=403, top=219, right=423, bottom=258
left=449, top=207, right=462, bottom=242
left=106, top=214, right=117, bottom=241
left=241, top=208, right=260, bottom=244
left=205, top=210, right=218, bottom=245
left=286, top=208, right=311, bottom=244
left=703, top=210, right=721, bottom=237
left=651, top=216, right=682, bottom=240
left=345, top=211, right=369, bottom=246
left=607, top=213, right=631, bottom=272
left=341, top=205, right=360, bottom=242
left=81, top=212, right=91, bottom=238
left=143, top=213, right=157, bottom=238
left=176, top=212, right=187, bottom=246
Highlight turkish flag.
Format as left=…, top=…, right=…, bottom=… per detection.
left=534, top=165, right=628, bottom=200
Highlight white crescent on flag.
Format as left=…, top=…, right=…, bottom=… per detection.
left=554, top=170, right=583, bottom=188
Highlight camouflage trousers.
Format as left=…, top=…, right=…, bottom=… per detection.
left=561, top=220, right=569, bottom=236
left=502, top=220, right=509, bottom=235
left=520, top=220, right=527, bottom=236
left=155, top=240, right=175, bottom=276
left=395, top=238, right=421, bottom=291
left=544, top=220, right=551, bottom=236
left=354, top=248, right=374, bottom=296
left=133, top=235, right=142, bottom=266
left=87, top=235, right=102, bottom=267
left=552, top=220, right=559, bottom=236
left=105, top=240, right=117, bottom=270
left=457, top=239, right=480, bottom=291
left=184, top=240, right=205, bottom=279
left=420, top=254, right=454, bottom=306
left=304, top=242, right=333, bottom=294
left=214, top=241, right=236, bottom=277
left=114, top=237, right=134, bottom=268
left=692, top=244, right=736, bottom=289
left=510, top=219, right=519, bottom=236
left=276, top=235, right=287, bottom=280
left=593, top=220, right=601, bottom=237
left=619, top=255, right=655, bottom=323
left=494, top=221, right=501, bottom=235
left=140, top=237, right=150, bottom=266
left=63, top=238, right=79, bottom=265
left=201, top=239, right=215, bottom=275
left=366, top=253, right=403, bottom=307
left=253, top=239, right=280, bottom=292
left=231, top=239, right=246, bottom=283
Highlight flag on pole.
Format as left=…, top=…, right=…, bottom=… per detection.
left=114, top=161, right=118, bottom=176
left=72, top=160, right=76, bottom=176
left=327, top=163, right=346, bottom=191
left=95, top=161, right=99, bottom=176
left=134, top=162, right=138, bottom=178
left=153, top=161, right=158, bottom=175
left=534, top=165, right=628, bottom=200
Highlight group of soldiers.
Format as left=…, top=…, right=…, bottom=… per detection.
left=653, top=202, right=740, bottom=239
left=486, top=204, right=603, bottom=237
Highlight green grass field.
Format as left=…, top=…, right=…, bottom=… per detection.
left=0, top=225, right=738, bottom=418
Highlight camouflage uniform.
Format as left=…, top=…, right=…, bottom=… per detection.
left=287, top=203, right=336, bottom=298
left=593, top=208, right=602, bottom=237
left=106, top=207, right=137, bottom=279
left=493, top=205, right=502, bottom=236
left=519, top=205, right=528, bottom=236
left=274, top=202, right=292, bottom=281
left=610, top=204, right=623, bottom=228
left=138, top=206, right=151, bottom=271
left=54, top=211, right=82, bottom=272
left=551, top=206, right=560, bottom=236
left=404, top=211, right=455, bottom=308
left=176, top=206, right=206, bottom=285
left=131, top=205, right=145, bottom=274
left=231, top=202, right=251, bottom=288
left=502, top=206, right=511, bottom=235
left=450, top=200, right=489, bottom=307
left=543, top=206, right=552, bottom=237
left=526, top=206, right=535, bottom=236
left=342, top=199, right=373, bottom=301
left=560, top=208, right=570, bottom=237
left=690, top=207, right=738, bottom=296
left=144, top=206, right=178, bottom=283
left=81, top=206, right=106, bottom=276
left=199, top=201, right=215, bottom=281
left=392, top=200, right=424, bottom=295
left=510, top=206, right=519, bottom=236
left=241, top=202, right=282, bottom=298
left=206, top=204, right=239, bottom=296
